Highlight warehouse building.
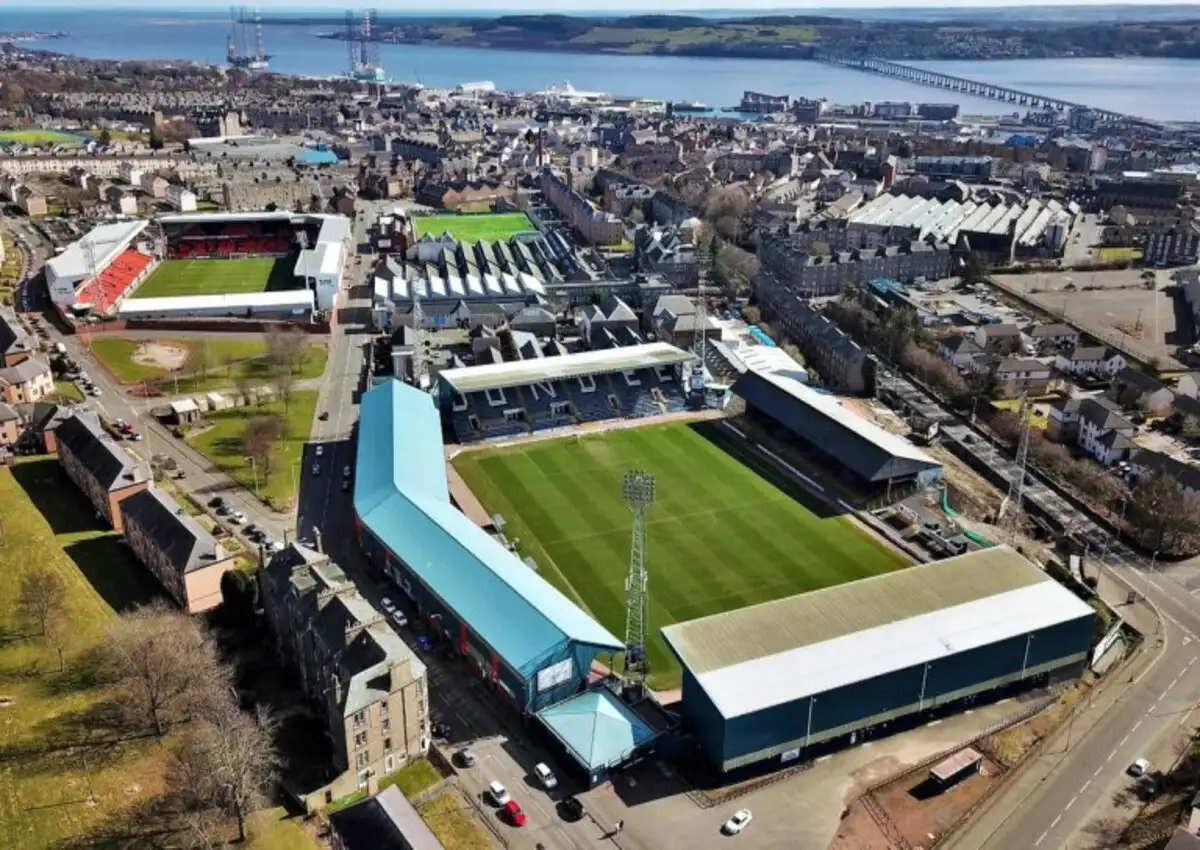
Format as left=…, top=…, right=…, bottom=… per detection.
left=354, top=379, right=624, bottom=714
left=733, top=368, right=942, bottom=489
left=662, top=547, right=1094, bottom=776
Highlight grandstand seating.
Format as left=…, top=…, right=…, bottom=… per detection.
left=75, top=250, right=153, bottom=314
left=168, top=233, right=292, bottom=260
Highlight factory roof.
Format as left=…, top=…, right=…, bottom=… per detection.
left=438, top=342, right=693, bottom=394
left=661, top=547, right=1094, bottom=719
left=354, top=380, right=622, bottom=680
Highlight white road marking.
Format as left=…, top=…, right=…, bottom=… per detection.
left=1035, top=831, right=1048, bottom=846
left=1119, top=735, right=1130, bottom=747
left=1132, top=720, right=1142, bottom=733
left=1081, top=779, right=1091, bottom=792
left=1106, top=750, right=1116, bottom=762
left=927, top=720, right=942, bottom=727
left=1051, top=815, right=1062, bottom=829
left=1093, top=767, right=1103, bottom=778
left=1066, top=795, right=1077, bottom=811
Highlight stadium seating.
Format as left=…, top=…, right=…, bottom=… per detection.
left=76, top=250, right=153, bottom=314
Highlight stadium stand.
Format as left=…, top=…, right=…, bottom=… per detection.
left=74, top=250, right=154, bottom=314
left=437, top=342, right=695, bottom=443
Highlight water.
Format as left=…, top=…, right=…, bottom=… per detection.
left=5, top=7, right=1199, bottom=122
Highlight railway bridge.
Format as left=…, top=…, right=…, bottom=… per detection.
left=813, top=51, right=1148, bottom=125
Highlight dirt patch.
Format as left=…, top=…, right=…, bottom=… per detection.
left=132, top=341, right=188, bottom=372
left=831, top=756, right=1005, bottom=850
left=0, top=696, right=13, bottom=708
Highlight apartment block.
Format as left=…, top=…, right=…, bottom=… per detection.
left=261, top=544, right=428, bottom=792
left=53, top=412, right=150, bottom=531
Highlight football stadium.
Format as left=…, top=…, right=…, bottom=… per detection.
left=45, top=212, right=352, bottom=321
left=355, top=373, right=1096, bottom=782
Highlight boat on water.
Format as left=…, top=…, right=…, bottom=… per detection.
left=536, top=82, right=610, bottom=103
left=671, top=100, right=709, bottom=113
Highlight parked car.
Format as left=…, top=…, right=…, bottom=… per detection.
left=432, top=720, right=451, bottom=740
left=559, top=796, right=586, bottom=822
left=208, top=497, right=225, bottom=508
left=380, top=597, right=396, bottom=612
left=315, top=445, right=324, bottom=457
left=311, top=463, right=320, bottom=476
left=1129, top=758, right=1151, bottom=778
left=457, top=748, right=476, bottom=768
left=504, top=800, right=527, bottom=827
left=723, top=809, right=753, bottom=835
left=341, top=479, right=351, bottom=492
left=342, top=465, right=352, bottom=478
left=416, top=634, right=434, bottom=652
left=534, top=762, right=557, bottom=790
left=391, top=610, right=408, bottom=628
left=488, top=781, right=511, bottom=806
left=229, top=511, right=246, bottom=524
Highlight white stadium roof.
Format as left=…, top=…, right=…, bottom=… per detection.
left=45, top=220, right=149, bottom=285
left=662, top=547, right=1094, bottom=720
left=117, top=288, right=314, bottom=317
left=439, top=342, right=693, bottom=394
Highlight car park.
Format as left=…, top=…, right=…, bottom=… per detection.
left=534, top=762, right=557, bottom=789
left=723, top=809, right=753, bottom=835
left=503, top=800, right=527, bottom=827
left=488, top=781, right=511, bottom=806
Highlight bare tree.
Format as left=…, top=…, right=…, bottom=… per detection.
left=18, top=567, right=66, bottom=638
left=242, top=415, right=281, bottom=485
left=264, top=326, right=308, bottom=377
left=1127, top=471, right=1200, bottom=553
left=273, top=366, right=296, bottom=413
left=190, top=339, right=212, bottom=383
left=102, top=600, right=225, bottom=737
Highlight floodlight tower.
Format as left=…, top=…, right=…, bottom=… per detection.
left=622, top=470, right=656, bottom=685
left=690, top=242, right=714, bottom=398
left=410, top=289, right=430, bottom=390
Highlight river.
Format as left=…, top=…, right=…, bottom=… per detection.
left=5, top=7, right=1199, bottom=122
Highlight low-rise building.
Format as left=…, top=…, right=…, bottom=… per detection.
left=1029, top=322, right=1081, bottom=352
left=328, top=785, right=444, bottom=850
left=1047, top=395, right=1136, bottom=465
left=261, top=543, right=429, bottom=794
left=166, top=183, right=198, bottom=212
left=1109, top=367, right=1174, bottom=415
left=1054, top=345, right=1126, bottom=378
left=0, top=402, right=19, bottom=447
left=756, top=282, right=874, bottom=393
left=540, top=169, right=624, bottom=246
left=0, top=358, right=54, bottom=404
left=973, top=323, right=1022, bottom=354
left=1129, top=448, right=1200, bottom=502
left=0, top=308, right=36, bottom=366
left=119, top=488, right=234, bottom=613
left=994, top=357, right=1052, bottom=397
left=53, top=412, right=150, bottom=531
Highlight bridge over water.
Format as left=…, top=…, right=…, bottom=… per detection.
left=813, top=51, right=1150, bottom=126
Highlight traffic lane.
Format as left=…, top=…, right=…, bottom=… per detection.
left=988, top=641, right=1198, bottom=850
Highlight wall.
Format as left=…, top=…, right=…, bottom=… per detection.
left=184, top=561, right=230, bottom=613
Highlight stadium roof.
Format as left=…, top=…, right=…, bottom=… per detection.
left=46, top=220, right=149, bottom=284
left=117, top=289, right=315, bottom=317
left=536, top=689, right=659, bottom=772
left=662, top=547, right=1094, bottom=719
left=733, top=369, right=940, bottom=483
left=354, top=380, right=622, bottom=679
left=439, top=342, right=693, bottom=394
left=156, top=211, right=296, bottom=225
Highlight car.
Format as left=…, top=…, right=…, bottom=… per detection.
left=503, top=800, right=527, bottom=827
left=215, top=504, right=231, bottom=516
left=534, top=762, right=557, bottom=790
left=559, top=796, right=586, bottom=822
left=416, top=634, right=434, bottom=652
left=244, top=523, right=259, bottom=537
left=341, top=478, right=351, bottom=492
left=432, top=721, right=451, bottom=739
left=488, top=781, right=511, bottom=806
left=87, top=387, right=101, bottom=396
left=209, top=497, right=225, bottom=508
left=1129, top=758, right=1151, bottom=778
left=311, top=463, right=320, bottom=476
left=315, top=445, right=324, bottom=457
left=391, top=610, right=408, bottom=628
left=343, top=465, right=352, bottom=478
left=229, top=511, right=246, bottom=524
left=318, top=411, right=329, bottom=421
left=380, top=597, right=396, bottom=612
left=267, top=540, right=284, bottom=554
left=457, top=748, right=477, bottom=768
left=723, top=809, right=753, bottom=835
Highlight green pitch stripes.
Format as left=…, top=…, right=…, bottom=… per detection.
left=453, top=424, right=908, bottom=689
left=130, top=258, right=293, bottom=299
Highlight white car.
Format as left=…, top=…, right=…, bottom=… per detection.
left=229, top=511, right=246, bottom=524
left=723, top=809, right=753, bottom=835
left=1129, top=758, right=1151, bottom=778
left=488, top=780, right=510, bottom=806
left=391, top=610, right=408, bottom=628
left=380, top=597, right=396, bottom=612
left=534, top=762, right=557, bottom=789
left=315, top=445, right=324, bottom=457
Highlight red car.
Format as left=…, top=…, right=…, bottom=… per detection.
left=504, top=799, right=527, bottom=827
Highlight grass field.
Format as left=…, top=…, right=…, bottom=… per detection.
left=0, top=129, right=85, bottom=146
left=453, top=423, right=908, bottom=689
left=88, top=337, right=327, bottom=393
left=130, top=257, right=296, bottom=299
left=1097, top=246, right=1144, bottom=263
left=187, top=390, right=319, bottom=511
left=413, top=212, right=536, bottom=244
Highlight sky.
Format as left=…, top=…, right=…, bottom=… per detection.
left=18, top=0, right=1199, bottom=9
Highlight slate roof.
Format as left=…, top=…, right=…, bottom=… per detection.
left=54, top=412, right=149, bottom=492
left=1077, top=397, right=1135, bottom=432
left=119, top=488, right=230, bottom=574
left=328, top=786, right=444, bottom=850
left=0, top=308, right=32, bottom=356
left=0, top=358, right=51, bottom=386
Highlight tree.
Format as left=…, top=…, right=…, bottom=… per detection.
left=1127, top=471, right=1200, bottom=553
left=963, top=251, right=989, bottom=283
left=18, top=567, right=66, bottom=638
left=103, top=600, right=226, bottom=737
left=265, top=327, right=307, bottom=412
left=98, top=129, right=113, bottom=146
left=628, top=205, right=645, bottom=225
left=148, top=126, right=164, bottom=151
left=190, top=339, right=212, bottom=383
left=220, top=569, right=259, bottom=616
left=242, top=415, right=281, bottom=485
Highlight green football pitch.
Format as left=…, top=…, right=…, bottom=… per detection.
left=452, top=423, right=909, bottom=689
left=130, top=258, right=296, bottom=299
left=413, top=212, right=536, bottom=244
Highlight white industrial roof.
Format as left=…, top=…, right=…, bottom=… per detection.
left=157, top=211, right=295, bottom=225
left=118, top=288, right=315, bottom=316
left=754, top=369, right=934, bottom=465
left=440, top=342, right=693, bottom=393
left=46, top=220, right=149, bottom=284
left=675, top=569, right=1092, bottom=719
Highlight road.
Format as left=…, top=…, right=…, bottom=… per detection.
left=879, top=368, right=1200, bottom=850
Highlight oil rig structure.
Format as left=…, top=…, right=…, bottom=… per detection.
left=346, top=9, right=387, bottom=85
left=227, top=6, right=270, bottom=71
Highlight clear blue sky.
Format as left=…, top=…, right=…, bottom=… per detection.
left=22, top=0, right=1192, bottom=9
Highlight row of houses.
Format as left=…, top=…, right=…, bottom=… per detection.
left=0, top=175, right=48, bottom=217
left=539, top=169, right=625, bottom=246
left=758, top=234, right=956, bottom=297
